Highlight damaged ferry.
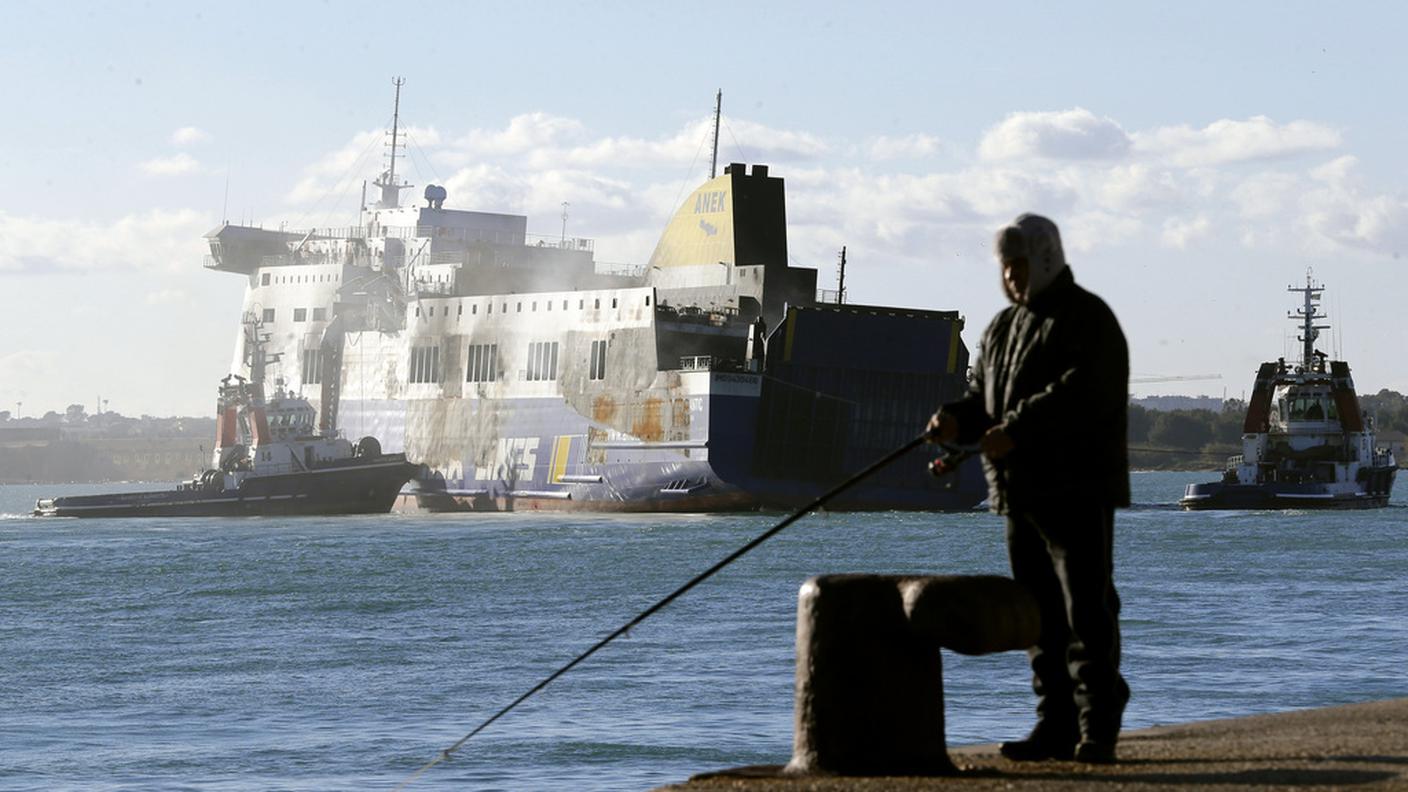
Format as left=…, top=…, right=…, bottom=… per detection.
left=203, top=87, right=984, bottom=511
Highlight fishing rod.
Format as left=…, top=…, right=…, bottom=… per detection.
left=392, top=432, right=969, bottom=790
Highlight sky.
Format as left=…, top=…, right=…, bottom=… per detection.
left=2, top=1, right=1406, bottom=417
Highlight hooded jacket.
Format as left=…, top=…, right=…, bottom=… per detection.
left=940, top=267, right=1130, bottom=513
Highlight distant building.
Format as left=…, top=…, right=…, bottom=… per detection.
left=1132, top=395, right=1226, bottom=413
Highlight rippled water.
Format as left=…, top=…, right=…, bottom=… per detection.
left=2, top=472, right=1405, bottom=791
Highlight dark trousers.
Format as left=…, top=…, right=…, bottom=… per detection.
left=1006, top=503, right=1129, bottom=742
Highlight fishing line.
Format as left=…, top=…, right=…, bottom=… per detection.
left=391, top=432, right=951, bottom=790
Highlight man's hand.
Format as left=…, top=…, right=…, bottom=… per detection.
left=980, top=424, right=1015, bottom=460
left=925, top=412, right=958, bottom=444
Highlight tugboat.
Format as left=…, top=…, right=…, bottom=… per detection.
left=34, top=318, right=417, bottom=518
left=1180, top=273, right=1397, bottom=510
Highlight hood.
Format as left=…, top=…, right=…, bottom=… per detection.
left=994, top=213, right=1068, bottom=302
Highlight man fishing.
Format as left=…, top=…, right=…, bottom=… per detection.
left=927, top=213, right=1131, bottom=764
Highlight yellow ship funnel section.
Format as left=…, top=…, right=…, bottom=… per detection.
left=647, top=172, right=737, bottom=273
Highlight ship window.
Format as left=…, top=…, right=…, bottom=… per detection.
left=645, top=295, right=651, bottom=306
left=517, top=302, right=522, bottom=313
left=579, top=299, right=584, bottom=309
left=294, top=308, right=307, bottom=322
left=546, top=301, right=552, bottom=311
left=525, top=341, right=560, bottom=381
left=467, top=343, right=498, bottom=383
left=594, top=298, right=600, bottom=309
left=487, top=303, right=492, bottom=314
left=532, top=301, right=537, bottom=311
left=430, top=306, right=436, bottom=317
left=503, top=303, right=508, bottom=313
left=589, top=339, right=608, bottom=381
left=563, top=300, right=568, bottom=310
left=262, top=308, right=275, bottom=323
left=409, top=344, right=442, bottom=384
left=415, top=307, right=421, bottom=317
left=472, top=304, right=478, bottom=315
left=457, top=304, right=463, bottom=317
left=612, top=298, right=618, bottom=308
left=303, top=348, right=322, bottom=385
left=313, top=307, right=326, bottom=321
left=261, top=273, right=271, bottom=286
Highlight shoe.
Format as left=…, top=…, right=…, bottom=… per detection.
left=999, top=732, right=1076, bottom=762
left=1073, top=740, right=1116, bottom=764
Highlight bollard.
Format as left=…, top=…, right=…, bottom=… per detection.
left=785, top=574, right=1040, bottom=776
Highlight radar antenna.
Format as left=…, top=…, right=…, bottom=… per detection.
left=709, top=89, right=722, bottom=179
left=373, top=77, right=413, bottom=209
left=1287, top=268, right=1329, bottom=371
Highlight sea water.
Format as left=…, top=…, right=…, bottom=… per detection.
left=2, top=471, right=1405, bottom=791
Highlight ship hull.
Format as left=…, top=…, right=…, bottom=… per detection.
left=1180, top=468, right=1397, bottom=511
left=344, top=374, right=987, bottom=515
left=34, top=456, right=418, bottom=518
left=398, top=453, right=983, bottom=514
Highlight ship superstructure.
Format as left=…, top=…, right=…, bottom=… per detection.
left=1181, top=273, right=1396, bottom=510
left=204, top=84, right=984, bottom=511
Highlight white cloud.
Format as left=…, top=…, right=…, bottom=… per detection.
left=1311, top=154, right=1359, bottom=184
left=1302, top=188, right=1408, bottom=256
left=270, top=106, right=1402, bottom=270
left=171, top=126, right=211, bottom=145
left=1134, top=116, right=1340, bottom=167
left=446, top=113, right=584, bottom=163
left=1062, top=211, right=1144, bottom=253
left=282, top=125, right=446, bottom=206
left=0, top=350, right=52, bottom=384
left=1161, top=215, right=1212, bottom=249
left=1228, top=172, right=1300, bottom=219
left=867, top=133, right=943, bottom=161
left=979, top=108, right=1131, bottom=162
left=139, top=153, right=201, bottom=176
left=146, top=288, right=189, bottom=305
left=0, top=209, right=211, bottom=273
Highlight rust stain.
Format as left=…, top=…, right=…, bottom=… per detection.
left=593, top=394, right=618, bottom=423
left=672, top=398, right=690, bottom=433
left=631, top=397, right=664, bottom=442
left=586, top=427, right=607, bottom=465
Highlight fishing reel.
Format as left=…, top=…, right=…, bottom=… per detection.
left=927, top=443, right=978, bottom=484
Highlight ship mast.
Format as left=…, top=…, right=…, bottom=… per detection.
left=1287, top=269, right=1329, bottom=370
left=373, top=77, right=411, bottom=209
left=710, top=89, right=722, bottom=179
left=836, top=246, right=847, bottom=305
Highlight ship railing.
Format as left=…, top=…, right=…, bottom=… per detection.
left=413, top=226, right=519, bottom=245
left=679, top=355, right=713, bottom=371
left=524, top=233, right=594, bottom=251
left=266, top=224, right=599, bottom=252
left=1228, top=454, right=1244, bottom=467
left=412, top=280, right=456, bottom=296
left=596, top=261, right=646, bottom=278
left=677, top=356, right=748, bottom=373
left=428, top=250, right=467, bottom=265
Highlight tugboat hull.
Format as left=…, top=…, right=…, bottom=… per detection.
left=1181, top=468, right=1397, bottom=511
left=34, top=456, right=417, bottom=518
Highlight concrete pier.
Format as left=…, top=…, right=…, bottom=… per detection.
left=659, top=697, right=1408, bottom=790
